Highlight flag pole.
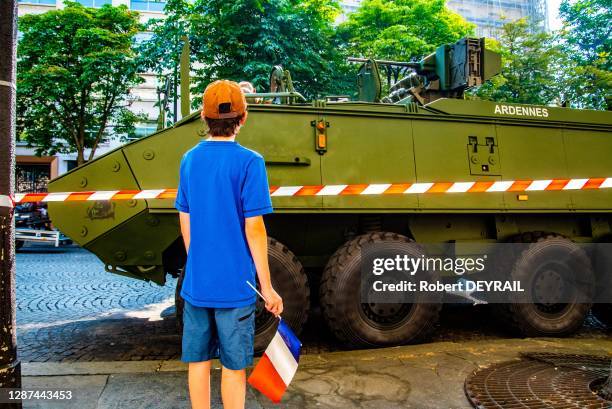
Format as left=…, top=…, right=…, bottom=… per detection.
left=246, top=281, right=281, bottom=320
left=246, top=280, right=266, bottom=301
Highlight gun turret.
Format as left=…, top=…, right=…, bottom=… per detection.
left=352, top=37, right=501, bottom=105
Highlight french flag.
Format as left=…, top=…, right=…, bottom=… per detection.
left=248, top=319, right=301, bottom=403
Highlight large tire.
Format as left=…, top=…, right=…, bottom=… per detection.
left=320, top=232, right=442, bottom=348
left=501, top=232, right=594, bottom=337
left=174, top=238, right=310, bottom=354
left=254, top=237, right=309, bottom=353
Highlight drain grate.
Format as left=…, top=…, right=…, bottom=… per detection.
left=521, top=352, right=611, bottom=377
left=465, top=352, right=612, bottom=408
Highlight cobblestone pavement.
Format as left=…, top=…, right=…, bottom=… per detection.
left=15, top=242, right=609, bottom=363
left=16, top=243, right=180, bottom=362
left=16, top=244, right=177, bottom=326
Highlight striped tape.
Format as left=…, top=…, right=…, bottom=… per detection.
left=10, top=177, right=612, bottom=203
left=0, top=194, right=14, bottom=209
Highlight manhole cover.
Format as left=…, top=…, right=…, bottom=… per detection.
left=465, top=352, right=612, bottom=408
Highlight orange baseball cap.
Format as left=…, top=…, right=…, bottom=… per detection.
left=202, top=80, right=247, bottom=119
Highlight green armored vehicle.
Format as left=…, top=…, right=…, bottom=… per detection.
left=47, top=38, right=612, bottom=350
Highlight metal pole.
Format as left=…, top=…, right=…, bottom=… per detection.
left=172, top=23, right=178, bottom=123
left=0, top=0, right=23, bottom=407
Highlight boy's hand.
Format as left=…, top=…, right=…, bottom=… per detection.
left=261, top=286, right=283, bottom=317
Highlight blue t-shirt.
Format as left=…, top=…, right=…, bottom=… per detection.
left=175, top=140, right=273, bottom=307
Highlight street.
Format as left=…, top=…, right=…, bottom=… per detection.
left=16, top=243, right=179, bottom=362
left=12, top=243, right=612, bottom=408
left=15, top=243, right=608, bottom=364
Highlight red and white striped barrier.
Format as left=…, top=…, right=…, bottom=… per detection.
left=9, top=177, right=612, bottom=204
left=0, top=195, right=14, bottom=209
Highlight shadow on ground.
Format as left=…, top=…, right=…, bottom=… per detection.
left=17, top=304, right=608, bottom=363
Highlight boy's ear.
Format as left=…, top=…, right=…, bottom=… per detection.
left=239, top=111, right=248, bottom=125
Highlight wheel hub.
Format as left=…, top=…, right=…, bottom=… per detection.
left=533, top=268, right=565, bottom=304
left=360, top=302, right=413, bottom=327
left=532, top=266, right=571, bottom=314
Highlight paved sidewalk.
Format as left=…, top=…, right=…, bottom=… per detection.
left=19, top=336, right=612, bottom=409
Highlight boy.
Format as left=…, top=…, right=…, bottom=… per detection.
left=175, top=80, right=283, bottom=409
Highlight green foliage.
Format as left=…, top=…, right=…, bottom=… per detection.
left=470, top=1, right=611, bottom=110
left=17, top=1, right=145, bottom=165
left=139, top=0, right=350, bottom=109
left=469, top=19, right=565, bottom=106
left=558, top=0, right=611, bottom=109
left=337, top=0, right=474, bottom=62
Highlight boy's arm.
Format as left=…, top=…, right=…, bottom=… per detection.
left=245, top=215, right=283, bottom=316
left=179, top=211, right=190, bottom=252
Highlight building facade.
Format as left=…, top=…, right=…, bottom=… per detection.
left=337, top=1, right=548, bottom=36
left=16, top=0, right=164, bottom=192
left=445, top=0, right=548, bottom=37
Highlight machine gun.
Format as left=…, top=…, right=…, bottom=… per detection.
left=350, top=37, right=501, bottom=105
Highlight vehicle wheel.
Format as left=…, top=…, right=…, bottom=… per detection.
left=254, top=237, right=309, bottom=353
left=319, top=232, right=442, bottom=348
left=501, top=232, right=594, bottom=336
left=175, top=268, right=185, bottom=333
left=15, top=240, right=24, bottom=250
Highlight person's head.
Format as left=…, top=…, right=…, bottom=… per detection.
left=239, top=81, right=263, bottom=104
left=201, top=80, right=248, bottom=137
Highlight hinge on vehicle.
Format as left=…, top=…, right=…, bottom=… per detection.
left=467, top=135, right=500, bottom=176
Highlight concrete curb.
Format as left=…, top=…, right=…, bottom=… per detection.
left=22, top=337, right=612, bottom=377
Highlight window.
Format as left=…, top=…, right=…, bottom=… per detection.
left=133, top=122, right=158, bottom=139
left=16, top=164, right=50, bottom=194
left=134, top=32, right=154, bottom=45
left=17, top=0, right=56, bottom=4
left=131, top=0, right=167, bottom=12
left=75, top=0, right=111, bottom=7
left=66, top=160, right=79, bottom=172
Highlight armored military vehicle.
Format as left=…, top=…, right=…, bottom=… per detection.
left=46, top=38, right=612, bottom=350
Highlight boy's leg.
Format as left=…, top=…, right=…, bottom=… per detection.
left=189, top=361, right=212, bottom=409
left=182, top=301, right=219, bottom=409
left=221, top=366, right=246, bottom=409
left=215, top=303, right=256, bottom=409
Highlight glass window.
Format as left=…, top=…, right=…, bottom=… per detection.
left=134, top=32, right=154, bottom=45
left=131, top=0, right=167, bottom=12
left=75, top=0, right=111, bottom=7
left=66, top=160, right=79, bottom=172
left=17, top=0, right=56, bottom=4
left=16, top=164, right=51, bottom=194
left=133, top=122, right=158, bottom=139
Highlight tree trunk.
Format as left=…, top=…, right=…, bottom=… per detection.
left=0, top=0, right=23, bottom=407
left=77, top=148, right=85, bottom=166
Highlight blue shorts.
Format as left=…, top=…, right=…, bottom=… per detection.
left=181, top=300, right=256, bottom=370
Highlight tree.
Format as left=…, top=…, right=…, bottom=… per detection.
left=139, top=0, right=350, bottom=108
left=337, top=0, right=474, bottom=62
left=468, top=18, right=566, bottom=106
left=17, top=1, right=144, bottom=165
left=558, top=0, right=611, bottom=109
